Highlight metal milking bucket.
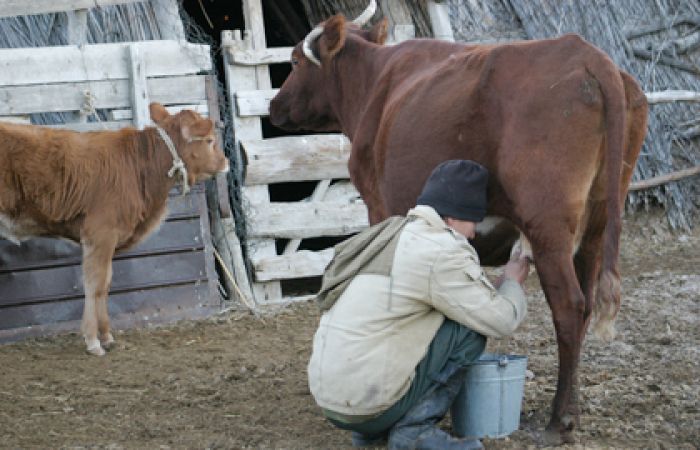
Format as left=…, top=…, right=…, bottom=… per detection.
left=451, top=353, right=528, bottom=439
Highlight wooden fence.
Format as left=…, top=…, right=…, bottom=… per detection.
left=222, top=0, right=416, bottom=305
left=0, top=35, right=221, bottom=341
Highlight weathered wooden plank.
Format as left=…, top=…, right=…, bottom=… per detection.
left=380, top=0, right=416, bottom=43
left=0, top=218, right=204, bottom=273
left=0, top=115, right=30, bottom=124
left=0, top=41, right=211, bottom=87
left=252, top=248, right=333, bottom=281
left=66, top=7, right=89, bottom=125
left=247, top=202, right=369, bottom=239
left=284, top=179, right=331, bottom=254
left=168, top=187, right=204, bottom=218
left=427, top=0, right=455, bottom=41
left=228, top=46, right=293, bottom=66
left=242, top=134, right=351, bottom=185
left=0, top=75, right=207, bottom=116
left=110, top=104, right=208, bottom=121
left=46, top=121, right=130, bottom=132
left=324, top=180, right=363, bottom=203
left=0, top=283, right=214, bottom=339
left=66, top=9, right=88, bottom=45
left=242, top=0, right=272, bottom=90
left=235, top=89, right=278, bottom=117
left=128, top=44, right=150, bottom=129
left=0, top=0, right=142, bottom=18
left=223, top=30, right=281, bottom=303
left=0, top=250, right=208, bottom=308
left=645, top=90, right=700, bottom=104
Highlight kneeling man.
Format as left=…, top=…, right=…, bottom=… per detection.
left=308, top=160, right=531, bottom=449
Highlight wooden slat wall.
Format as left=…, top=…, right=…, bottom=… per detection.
left=223, top=0, right=384, bottom=305
left=0, top=33, right=220, bottom=340
left=242, top=134, right=351, bottom=184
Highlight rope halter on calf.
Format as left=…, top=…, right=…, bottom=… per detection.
left=155, top=124, right=190, bottom=196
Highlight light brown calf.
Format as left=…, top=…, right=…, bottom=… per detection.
left=0, top=103, right=229, bottom=355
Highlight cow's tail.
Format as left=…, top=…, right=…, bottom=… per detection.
left=588, top=55, right=627, bottom=343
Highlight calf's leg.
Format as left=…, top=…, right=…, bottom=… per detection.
left=81, top=233, right=117, bottom=356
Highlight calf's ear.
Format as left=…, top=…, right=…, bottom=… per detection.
left=182, top=119, right=214, bottom=141
left=149, top=103, right=170, bottom=124
left=319, top=15, right=347, bottom=60
left=368, top=18, right=388, bottom=45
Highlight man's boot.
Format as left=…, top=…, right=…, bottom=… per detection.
left=351, top=430, right=389, bottom=447
left=388, top=363, right=483, bottom=450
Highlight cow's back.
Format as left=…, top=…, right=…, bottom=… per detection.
left=374, top=34, right=620, bottom=221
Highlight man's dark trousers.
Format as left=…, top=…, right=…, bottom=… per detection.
left=326, top=319, right=486, bottom=435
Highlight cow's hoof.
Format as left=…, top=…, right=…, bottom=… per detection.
left=100, top=333, right=115, bottom=350
left=86, top=339, right=105, bottom=356
left=542, top=424, right=576, bottom=446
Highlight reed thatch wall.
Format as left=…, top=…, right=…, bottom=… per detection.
left=450, top=0, right=700, bottom=229
left=303, top=0, right=699, bottom=228
left=300, top=0, right=432, bottom=37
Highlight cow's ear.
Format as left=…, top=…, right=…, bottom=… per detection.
left=182, top=119, right=213, bottom=141
left=319, top=14, right=347, bottom=60
left=368, top=18, right=388, bottom=45
left=149, top=103, right=169, bottom=124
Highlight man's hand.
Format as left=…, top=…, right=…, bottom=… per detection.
left=503, top=257, right=530, bottom=285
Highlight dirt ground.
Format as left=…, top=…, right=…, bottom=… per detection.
left=1, top=211, right=698, bottom=449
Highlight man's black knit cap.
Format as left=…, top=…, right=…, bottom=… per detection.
left=416, top=160, right=489, bottom=222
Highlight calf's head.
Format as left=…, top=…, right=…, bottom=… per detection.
left=269, top=0, right=388, bottom=132
left=149, top=103, right=229, bottom=185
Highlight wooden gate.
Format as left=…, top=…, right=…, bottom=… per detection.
left=0, top=38, right=220, bottom=341
left=223, top=1, right=415, bottom=304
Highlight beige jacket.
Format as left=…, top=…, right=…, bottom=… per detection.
left=307, top=205, right=527, bottom=416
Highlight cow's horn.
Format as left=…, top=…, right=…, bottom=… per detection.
left=302, top=0, right=376, bottom=67
left=302, top=25, right=323, bottom=66
left=352, top=0, right=377, bottom=26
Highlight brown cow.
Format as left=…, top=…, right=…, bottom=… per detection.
left=0, top=103, right=229, bottom=356
left=269, top=5, right=648, bottom=444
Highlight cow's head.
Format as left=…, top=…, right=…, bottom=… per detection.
left=269, top=0, right=388, bottom=132
left=149, top=103, right=229, bottom=186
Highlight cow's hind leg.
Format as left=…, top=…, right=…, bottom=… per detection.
left=81, top=233, right=117, bottom=356
left=531, top=240, right=587, bottom=444
left=563, top=203, right=605, bottom=422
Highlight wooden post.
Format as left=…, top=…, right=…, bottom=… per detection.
left=380, top=0, right=416, bottom=43
left=426, top=0, right=454, bottom=41
left=222, top=30, right=282, bottom=304
left=127, top=44, right=150, bottom=129
left=67, top=9, right=89, bottom=123
left=242, top=0, right=272, bottom=91
left=205, top=75, right=255, bottom=308
left=66, top=9, right=88, bottom=45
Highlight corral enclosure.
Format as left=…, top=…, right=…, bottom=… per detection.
left=0, top=215, right=698, bottom=448
left=0, top=0, right=697, bottom=336
left=0, top=0, right=699, bottom=448
left=0, top=1, right=229, bottom=341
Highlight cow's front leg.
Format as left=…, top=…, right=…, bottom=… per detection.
left=81, top=233, right=117, bottom=356
left=534, top=248, right=587, bottom=445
